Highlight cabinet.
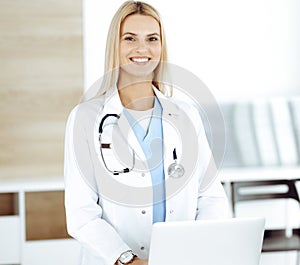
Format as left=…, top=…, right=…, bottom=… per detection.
left=0, top=177, right=81, bottom=265
left=0, top=193, right=20, bottom=264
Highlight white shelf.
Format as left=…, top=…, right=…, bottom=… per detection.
left=0, top=176, right=64, bottom=193
left=22, top=239, right=81, bottom=265
left=0, top=216, right=21, bottom=264
left=0, top=177, right=79, bottom=265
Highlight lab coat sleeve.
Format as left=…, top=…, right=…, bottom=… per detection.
left=196, top=174, right=231, bottom=220
left=189, top=105, right=230, bottom=220
left=64, top=106, right=130, bottom=265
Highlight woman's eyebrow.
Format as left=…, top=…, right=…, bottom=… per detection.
left=147, top=33, right=160, bottom=37
left=121, top=32, right=160, bottom=37
left=122, top=32, right=137, bottom=36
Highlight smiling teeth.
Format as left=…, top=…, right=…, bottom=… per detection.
left=131, top=58, right=149, bottom=63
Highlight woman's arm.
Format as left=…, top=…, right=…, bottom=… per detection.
left=188, top=104, right=230, bottom=220
left=64, top=106, right=131, bottom=264
left=196, top=171, right=230, bottom=220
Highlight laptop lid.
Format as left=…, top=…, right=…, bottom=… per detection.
left=148, top=217, right=265, bottom=265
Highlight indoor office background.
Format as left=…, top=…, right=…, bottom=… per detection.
left=0, top=0, right=299, bottom=265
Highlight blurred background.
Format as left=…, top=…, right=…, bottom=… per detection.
left=0, top=0, right=300, bottom=264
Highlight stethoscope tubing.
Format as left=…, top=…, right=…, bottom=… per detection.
left=98, top=113, right=184, bottom=178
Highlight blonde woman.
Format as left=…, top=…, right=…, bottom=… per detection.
left=64, top=1, right=229, bottom=265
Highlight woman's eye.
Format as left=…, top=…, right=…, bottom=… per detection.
left=124, top=36, right=135, bottom=41
left=149, top=37, right=158, bottom=41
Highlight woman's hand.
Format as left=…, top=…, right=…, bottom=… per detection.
left=115, top=256, right=148, bottom=265
left=131, top=257, right=148, bottom=265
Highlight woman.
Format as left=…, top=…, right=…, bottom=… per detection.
left=64, top=1, right=229, bottom=265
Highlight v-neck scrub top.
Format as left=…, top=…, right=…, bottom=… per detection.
left=124, top=96, right=166, bottom=223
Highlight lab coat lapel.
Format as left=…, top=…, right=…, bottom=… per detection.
left=102, top=87, right=123, bottom=115
left=117, top=113, right=149, bottom=168
left=102, top=87, right=148, bottom=169
left=153, top=89, right=182, bottom=182
left=154, top=89, right=187, bottom=220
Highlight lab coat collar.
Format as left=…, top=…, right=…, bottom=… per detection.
left=101, top=85, right=181, bottom=180
left=102, top=84, right=180, bottom=117
left=102, top=85, right=123, bottom=115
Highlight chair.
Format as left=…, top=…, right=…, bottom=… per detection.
left=231, top=179, right=300, bottom=255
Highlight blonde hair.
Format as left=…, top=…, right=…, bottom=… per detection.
left=96, top=1, right=170, bottom=97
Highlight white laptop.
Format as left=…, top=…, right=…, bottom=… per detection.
left=148, top=217, right=265, bottom=265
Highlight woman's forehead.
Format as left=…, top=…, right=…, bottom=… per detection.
left=121, top=14, right=160, bottom=35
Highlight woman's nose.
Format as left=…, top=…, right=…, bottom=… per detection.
left=135, top=40, right=148, bottom=53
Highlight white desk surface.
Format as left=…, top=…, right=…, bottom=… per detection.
left=1, top=166, right=300, bottom=192
left=0, top=176, right=64, bottom=193
left=219, top=166, right=300, bottom=183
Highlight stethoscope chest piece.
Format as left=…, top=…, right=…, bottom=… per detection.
left=168, top=162, right=185, bottom=178
left=168, top=148, right=185, bottom=178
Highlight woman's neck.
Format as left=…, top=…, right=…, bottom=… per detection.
left=118, top=78, right=155, bottom=111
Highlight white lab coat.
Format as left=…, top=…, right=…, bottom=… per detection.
left=64, top=86, right=230, bottom=265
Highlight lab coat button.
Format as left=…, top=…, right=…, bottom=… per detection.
left=140, top=246, right=145, bottom=251
left=169, top=209, right=174, bottom=214
left=141, top=210, right=146, bottom=214
left=141, top=173, right=145, bottom=177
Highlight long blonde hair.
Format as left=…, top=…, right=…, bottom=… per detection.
left=96, top=1, right=169, bottom=97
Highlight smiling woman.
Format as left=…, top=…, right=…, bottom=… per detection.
left=119, top=15, right=161, bottom=81
left=64, top=2, right=229, bottom=265
left=98, top=1, right=168, bottom=97
left=118, top=14, right=162, bottom=111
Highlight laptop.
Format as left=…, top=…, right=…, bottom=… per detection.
left=148, top=217, right=265, bottom=265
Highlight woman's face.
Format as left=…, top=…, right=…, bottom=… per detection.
left=119, top=14, right=162, bottom=82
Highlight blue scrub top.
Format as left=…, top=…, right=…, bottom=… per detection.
left=123, top=96, right=166, bottom=223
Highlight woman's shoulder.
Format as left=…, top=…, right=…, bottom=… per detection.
left=169, top=95, right=200, bottom=118
left=66, top=96, right=106, bottom=129
left=168, top=95, right=207, bottom=134
left=69, top=96, right=105, bottom=117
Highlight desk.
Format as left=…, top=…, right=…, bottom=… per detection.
left=219, top=167, right=300, bottom=215
left=219, top=167, right=300, bottom=183
left=220, top=167, right=300, bottom=256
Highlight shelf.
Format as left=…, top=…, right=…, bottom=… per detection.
left=25, top=191, right=70, bottom=240
left=0, top=193, right=18, bottom=216
left=22, top=239, right=81, bottom=265
left=0, top=216, right=21, bottom=264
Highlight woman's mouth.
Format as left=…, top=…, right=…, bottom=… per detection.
left=130, top=57, right=150, bottom=63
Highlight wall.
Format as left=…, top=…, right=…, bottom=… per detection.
left=0, top=0, right=83, bottom=179
left=83, top=0, right=300, bottom=101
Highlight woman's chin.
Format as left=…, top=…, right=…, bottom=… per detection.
left=120, top=62, right=159, bottom=79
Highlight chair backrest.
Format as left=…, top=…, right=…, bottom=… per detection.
left=231, top=179, right=300, bottom=217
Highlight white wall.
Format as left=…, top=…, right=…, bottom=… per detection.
left=83, top=0, right=300, bottom=102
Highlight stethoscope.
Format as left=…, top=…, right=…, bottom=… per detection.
left=98, top=113, right=185, bottom=178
